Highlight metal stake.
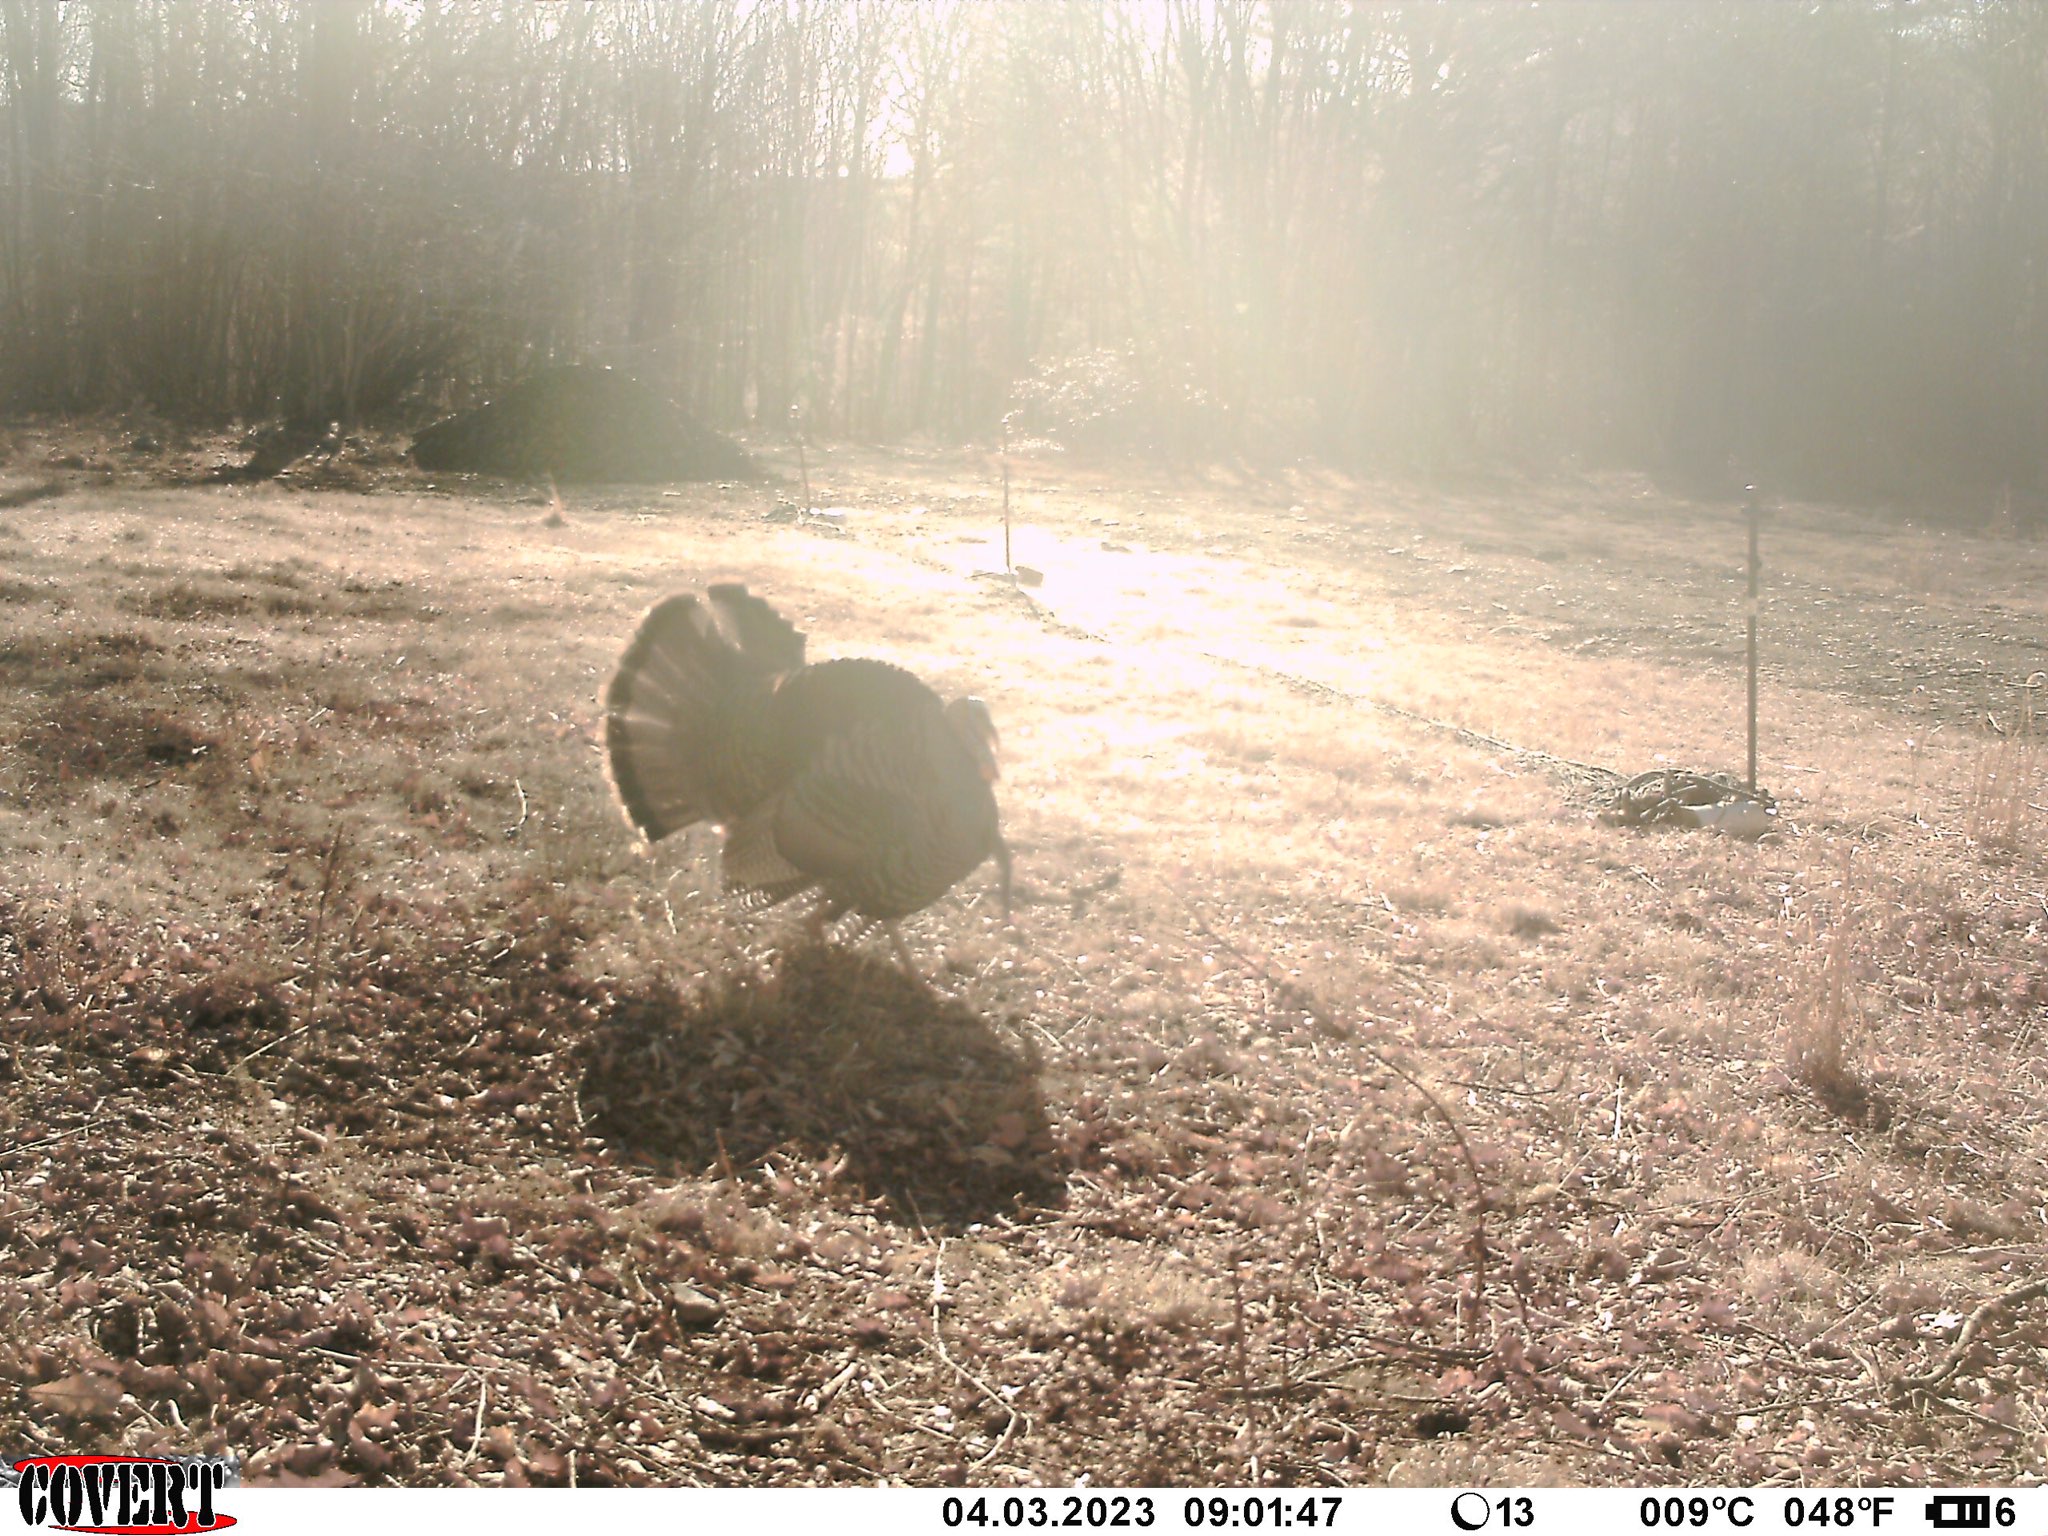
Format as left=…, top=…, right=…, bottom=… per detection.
left=1001, top=413, right=1014, bottom=574
left=1745, top=487, right=1760, bottom=795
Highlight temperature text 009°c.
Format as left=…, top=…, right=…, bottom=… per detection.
left=1639, top=1495, right=1757, bottom=1528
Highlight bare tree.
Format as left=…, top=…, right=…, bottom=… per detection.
left=0, top=0, right=2041, bottom=511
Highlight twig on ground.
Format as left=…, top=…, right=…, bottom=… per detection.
left=239, top=827, right=351, bottom=1068
left=926, top=1237, right=1028, bottom=1468
left=0, top=1099, right=107, bottom=1163
left=1894, top=1276, right=2048, bottom=1396
left=234, top=1019, right=313, bottom=1068
left=466, top=1377, right=489, bottom=1463
left=1592, top=1359, right=1648, bottom=1415
left=1230, top=1254, right=1254, bottom=1411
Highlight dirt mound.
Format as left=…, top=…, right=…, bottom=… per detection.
left=409, top=367, right=759, bottom=483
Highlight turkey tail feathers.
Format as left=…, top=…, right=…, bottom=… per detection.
left=605, top=590, right=788, bottom=842
left=707, top=582, right=807, bottom=673
left=604, top=594, right=725, bottom=840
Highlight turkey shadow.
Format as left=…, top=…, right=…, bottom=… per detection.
left=578, top=945, right=1066, bottom=1225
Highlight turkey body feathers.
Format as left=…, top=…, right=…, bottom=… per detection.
left=762, top=659, right=1002, bottom=920
left=603, top=589, right=1008, bottom=926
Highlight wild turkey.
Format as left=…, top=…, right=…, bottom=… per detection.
left=604, top=584, right=1011, bottom=967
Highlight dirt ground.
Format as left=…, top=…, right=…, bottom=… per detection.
left=0, top=422, right=2044, bottom=1487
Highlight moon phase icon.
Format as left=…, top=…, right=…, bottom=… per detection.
left=1450, top=1492, right=1491, bottom=1531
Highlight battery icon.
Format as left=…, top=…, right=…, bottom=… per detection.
left=1926, top=1496, right=1992, bottom=1529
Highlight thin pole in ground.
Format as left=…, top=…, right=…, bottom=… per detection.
left=1001, top=411, right=1015, bottom=575
left=1746, top=486, right=1761, bottom=795
left=791, top=403, right=812, bottom=516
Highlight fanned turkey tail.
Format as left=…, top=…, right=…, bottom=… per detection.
left=603, top=586, right=807, bottom=840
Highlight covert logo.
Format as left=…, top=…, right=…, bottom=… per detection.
left=10, top=1456, right=236, bottom=1534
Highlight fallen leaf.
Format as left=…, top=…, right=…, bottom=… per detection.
left=28, top=1371, right=123, bottom=1421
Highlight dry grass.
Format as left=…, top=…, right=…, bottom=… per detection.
left=1785, top=852, right=1879, bottom=1126
left=1965, top=692, right=2044, bottom=858
left=1, top=441, right=2046, bottom=1486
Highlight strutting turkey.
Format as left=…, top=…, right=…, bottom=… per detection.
left=603, top=584, right=1012, bottom=970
